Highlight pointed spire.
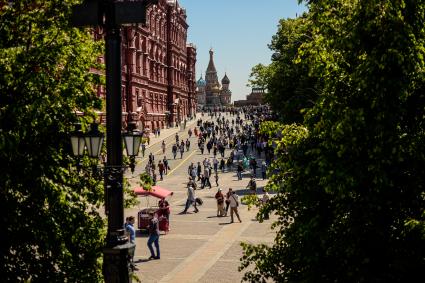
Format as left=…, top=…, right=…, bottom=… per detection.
left=221, top=72, right=230, bottom=84
left=206, top=48, right=217, bottom=74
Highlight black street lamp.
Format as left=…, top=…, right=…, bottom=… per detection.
left=70, top=0, right=158, bottom=282
left=84, top=123, right=104, bottom=158
left=122, top=122, right=143, bottom=173
left=70, top=122, right=86, bottom=157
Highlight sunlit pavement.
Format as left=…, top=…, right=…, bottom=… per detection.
left=124, top=113, right=277, bottom=283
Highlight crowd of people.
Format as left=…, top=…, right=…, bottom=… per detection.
left=126, top=106, right=274, bottom=264
left=182, top=107, right=274, bottom=219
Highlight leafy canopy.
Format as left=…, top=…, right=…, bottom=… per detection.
left=0, top=1, right=106, bottom=281
left=241, top=0, right=425, bottom=282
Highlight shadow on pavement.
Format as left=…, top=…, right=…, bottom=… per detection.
left=134, top=258, right=152, bottom=263
left=136, top=231, right=149, bottom=238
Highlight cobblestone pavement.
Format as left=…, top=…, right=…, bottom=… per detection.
left=124, top=113, right=277, bottom=283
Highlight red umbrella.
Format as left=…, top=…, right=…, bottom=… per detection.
left=133, top=186, right=173, bottom=199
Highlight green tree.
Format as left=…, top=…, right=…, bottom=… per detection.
left=241, top=0, right=425, bottom=282
left=0, top=1, right=105, bottom=281
left=248, top=15, right=320, bottom=124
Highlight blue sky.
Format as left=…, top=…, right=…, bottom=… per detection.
left=178, top=0, right=307, bottom=101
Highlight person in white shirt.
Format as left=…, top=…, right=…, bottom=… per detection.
left=228, top=190, right=242, bottom=223
left=182, top=186, right=198, bottom=213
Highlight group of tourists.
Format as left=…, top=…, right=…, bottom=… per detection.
left=126, top=106, right=275, bottom=266
left=181, top=106, right=275, bottom=224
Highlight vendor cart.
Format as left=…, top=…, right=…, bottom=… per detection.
left=134, top=186, right=173, bottom=234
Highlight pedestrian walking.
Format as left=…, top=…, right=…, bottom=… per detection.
left=214, top=173, right=219, bottom=186
left=252, top=158, right=257, bottom=176
left=161, top=140, right=166, bottom=154
left=200, top=174, right=206, bottom=189
left=228, top=190, right=242, bottom=223
left=179, top=143, right=185, bottom=159
left=163, top=156, right=169, bottom=174
left=191, top=167, right=197, bottom=180
left=220, top=158, right=226, bottom=173
left=237, top=162, right=243, bottom=180
left=149, top=152, right=154, bottom=164
left=215, top=188, right=225, bottom=217
left=185, top=139, right=190, bottom=151
left=213, top=157, right=218, bottom=173
left=182, top=186, right=198, bottom=213
left=152, top=171, right=157, bottom=185
left=207, top=141, right=212, bottom=154
left=147, top=212, right=160, bottom=260
left=187, top=176, right=197, bottom=190
left=204, top=167, right=212, bottom=189
left=172, top=144, right=178, bottom=159
left=224, top=188, right=232, bottom=216
left=158, top=160, right=165, bottom=180
left=196, top=162, right=202, bottom=181
left=141, top=142, right=146, bottom=157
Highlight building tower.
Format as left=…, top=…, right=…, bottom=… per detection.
left=196, top=73, right=206, bottom=107
left=205, top=48, right=221, bottom=106
left=220, top=73, right=231, bottom=105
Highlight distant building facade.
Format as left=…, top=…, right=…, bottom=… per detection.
left=96, top=0, right=196, bottom=130
left=233, top=87, right=266, bottom=107
left=196, top=49, right=231, bottom=109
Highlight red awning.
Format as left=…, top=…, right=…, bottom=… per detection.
left=134, top=186, right=173, bottom=199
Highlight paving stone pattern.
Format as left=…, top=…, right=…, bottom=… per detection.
left=124, top=113, right=277, bottom=282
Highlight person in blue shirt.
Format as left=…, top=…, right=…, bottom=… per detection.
left=126, top=216, right=137, bottom=269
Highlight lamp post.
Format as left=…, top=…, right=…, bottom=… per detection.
left=71, top=0, right=158, bottom=282
left=122, top=121, right=143, bottom=173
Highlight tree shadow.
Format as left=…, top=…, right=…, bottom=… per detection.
left=134, top=258, right=151, bottom=263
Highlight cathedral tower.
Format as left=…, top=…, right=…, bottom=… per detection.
left=205, top=49, right=221, bottom=105
left=220, top=73, right=232, bottom=105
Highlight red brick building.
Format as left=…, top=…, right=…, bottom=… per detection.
left=233, top=88, right=266, bottom=107
left=96, top=0, right=196, bottom=130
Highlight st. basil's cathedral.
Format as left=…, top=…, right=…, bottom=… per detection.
left=196, top=49, right=232, bottom=109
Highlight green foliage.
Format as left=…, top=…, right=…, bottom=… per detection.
left=240, top=194, right=261, bottom=211
left=0, top=1, right=105, bottom=281
left=241, top=1, right=425, bottom=282
left=123, top=177, right=140, bottom=208
left=139, top=173, right=154, bottom=191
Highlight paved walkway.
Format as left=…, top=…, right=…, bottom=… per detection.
left=125, top=113, right=276, bottom=282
